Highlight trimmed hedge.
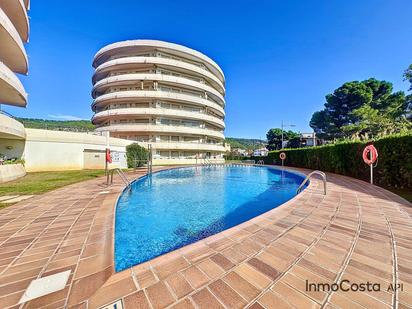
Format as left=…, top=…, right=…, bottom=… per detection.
left=260, top=134, right=412, bottom=190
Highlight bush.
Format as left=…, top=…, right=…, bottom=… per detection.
left=126, top=143, right=149, bottom=168
left=224, top=153, right=248, bottom=161
left=262, top=134, right=412, bottom=190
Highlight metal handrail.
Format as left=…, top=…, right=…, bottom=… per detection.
left=257, top=160, right=265, bottom=165
left=296, top=170, right=327, bottom=195
left=107, top=168, right=130, bottom=187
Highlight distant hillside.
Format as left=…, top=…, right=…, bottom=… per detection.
left=16, top=119, right=267, bottom=148
left=226, top=137, right=266, bottom=150
left=16, top=118, right=95, bottom=131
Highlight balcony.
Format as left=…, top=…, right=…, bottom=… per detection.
left=95, top=123, right=224, bottom=140
left=92, top=108, right=225, bottom=129
left=93, top=56, right=225, bottom=94
left=0, top=0, right=29, bottom=42
left=92, top=90, right=225, bottom=116
left=0, top=61, right=27, bottom=106
left=92, top=73, right=225, bottom=105
left=0, top=112, right=26, bottom=139
left=0, top=7, right=28, bottom=74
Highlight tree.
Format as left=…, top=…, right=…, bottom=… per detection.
left=404, top=64, right=412, bottom=91
left=309, top=110, right=333, bottom=139
left=404, top=64, right=412, bottom=120
left=266, top=128, right=299, bottom=150
left=287, top=137, right=301, bottom=148
left=126, top=143, right=149, bottom=168
left=310, top=78, right=410, bottom=139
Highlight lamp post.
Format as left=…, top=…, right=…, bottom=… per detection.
left=281, top=120, right=296, bottom=149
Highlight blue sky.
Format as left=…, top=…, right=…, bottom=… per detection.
left=5, top=0, right=412, bottom=138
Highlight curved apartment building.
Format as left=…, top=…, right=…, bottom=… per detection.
left=0, top=0, right=29, bottom=140
left=91, top=40, right=226, bottom=163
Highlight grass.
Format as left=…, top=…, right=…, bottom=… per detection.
left=0, top=169, right=106, bottom=196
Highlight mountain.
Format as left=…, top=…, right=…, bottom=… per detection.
left=16, top=118, right=95, bottom=131
left=15, top=118, right=267, bottom=149
left=225, top=137, right=267, bottom=150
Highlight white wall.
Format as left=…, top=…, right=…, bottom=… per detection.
left=23, top=129, right=133, bottom=172
left=0, top=163, right=26, bottom=183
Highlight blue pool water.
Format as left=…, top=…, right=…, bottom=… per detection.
left=115, top=165, right=306, bottom=271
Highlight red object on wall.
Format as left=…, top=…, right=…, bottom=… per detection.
left=106, top=148, right=112, bottom=163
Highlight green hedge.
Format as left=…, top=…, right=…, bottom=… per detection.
left=126, top=143, right=149, bottom=168
left=260, top=134, right=412, bottom=190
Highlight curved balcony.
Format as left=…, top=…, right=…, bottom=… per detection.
left=92, top=91, right=225, bottom=117
left=0, top=61, right=27, bottom=106
left=0, top=113, right=26, bottom=139
left=0, top=7, right=28, bottom=74
left=92, top=108, right=225, bottom=129
left=0, top=0, right=29, bottom=42
left=93, top=56, right=225, bottom=94
left=141, top=142, right=226, bottom=152
left=93, top=40, right=225, bottom=84
left=92, top=73, right=225, bottom=105
left=95, top=124, right=225, bottom=140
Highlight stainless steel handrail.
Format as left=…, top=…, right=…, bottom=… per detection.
left=296, top=170, right=327, bottom=195
left=107, top=168, right=130, bottom=187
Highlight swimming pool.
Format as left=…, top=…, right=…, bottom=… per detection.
left=114, top=165, right=306, bottom=271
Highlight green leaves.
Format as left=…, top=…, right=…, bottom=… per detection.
left=266, top=134, right=412, bottom=190
left=404, top=64, right=412, bottom=91
left=126, top=143, right=149, bottom=168
left=266, top=128, right=299, bottom=150
left=310, top=76, right=411, bottom=140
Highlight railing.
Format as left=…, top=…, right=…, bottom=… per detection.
left=243, top=160, right=255, bottom=164
left=0, top=109, right=16, bottom=118
left=257, top=160, right=265, bottom=165
left=296, top=170, right=327, bottom=195
left=107, top=168, right=130, bottom=187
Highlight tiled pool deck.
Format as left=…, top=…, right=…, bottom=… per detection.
left=0, top=166, right=411, bottom=309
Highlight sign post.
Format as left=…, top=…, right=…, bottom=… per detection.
left=370, top=161, right=373, bottom=185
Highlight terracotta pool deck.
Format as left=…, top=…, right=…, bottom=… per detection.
left=0, top=166, right=411, bottom=309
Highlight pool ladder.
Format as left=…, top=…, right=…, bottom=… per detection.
left=296, top=170, right=327, bottom=195
left=107, top=168, right=131, bottom=187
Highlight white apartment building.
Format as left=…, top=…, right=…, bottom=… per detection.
left=0, top=0, right=30, bottom=181
left=91, top=40, right=227, bottom=164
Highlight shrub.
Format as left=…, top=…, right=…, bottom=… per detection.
left=262, top=134, right=412, bottom=190
left=126, top=143, right=149, bottom=168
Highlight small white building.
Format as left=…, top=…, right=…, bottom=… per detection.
left=300, top=133, right=319, bottom=147
left=232, top=148, right=248, bottom=156
left=253, top=148, right=268, bottom=157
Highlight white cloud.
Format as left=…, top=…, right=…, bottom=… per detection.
left=48, top=114, right=87, bottom=121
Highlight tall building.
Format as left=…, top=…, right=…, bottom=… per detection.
left=91, top=40, right=226, bottom=164
left=0, top=0, right=30, bottom=149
